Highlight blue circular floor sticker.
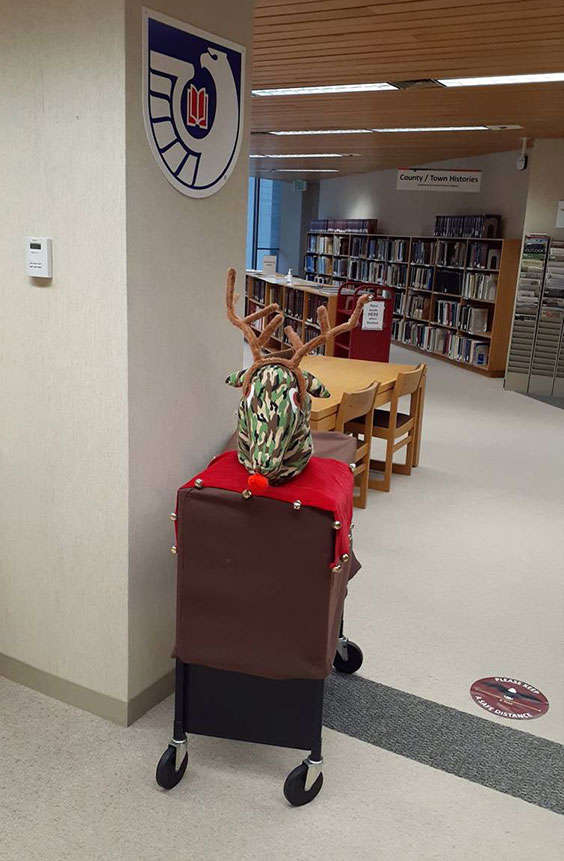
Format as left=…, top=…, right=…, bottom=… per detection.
left=470, top=677, right=549, bottom=720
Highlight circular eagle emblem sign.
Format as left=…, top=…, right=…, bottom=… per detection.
left=142, top=8, right=245, bottom=198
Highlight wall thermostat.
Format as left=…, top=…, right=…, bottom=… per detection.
left=26, top=237, right=53, bottom=278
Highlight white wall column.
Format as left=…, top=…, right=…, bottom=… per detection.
left=0, top=0, right=254, bottom=724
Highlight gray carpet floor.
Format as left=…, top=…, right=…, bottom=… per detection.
left=325, top=672, right=564, bottom=815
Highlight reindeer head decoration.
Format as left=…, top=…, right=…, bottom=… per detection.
left=225, top=268, right=369, bottom=486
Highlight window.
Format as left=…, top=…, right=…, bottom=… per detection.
left=246, top=177, right=282, bottom=270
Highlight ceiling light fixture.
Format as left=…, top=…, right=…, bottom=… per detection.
left=250, top=153, right=359, bottom=158
left=269, top=129, right=372, bottom=135
left=266, top=169, right=339, bottom=173
left=373, top=125, right=488, bottom=132
left=438, top=72, right=564, bottom=87
left=252, top=82, right=398, bottom=96
left=265, top=125, right=522, bottom=136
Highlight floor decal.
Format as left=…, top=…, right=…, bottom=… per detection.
left=470, top=677, right=549, bottom=720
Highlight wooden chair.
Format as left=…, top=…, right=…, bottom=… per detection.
left=347, top=364, right=425, bottom=493
left=334, top=382, right=379, bottom=509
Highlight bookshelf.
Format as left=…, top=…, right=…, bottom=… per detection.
left=303, top=231, right=520, bottom=377
left=245, top=272, right=339, bottom=357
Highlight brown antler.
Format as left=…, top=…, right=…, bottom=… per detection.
left=225, top=268, right=371, bottom=404
left=285, top=293, right=371, bottom=367
left=226, top=268, right=284, bottom=361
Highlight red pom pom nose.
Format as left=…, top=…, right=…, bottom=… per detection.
left=247, top=473, right=269, bottom=494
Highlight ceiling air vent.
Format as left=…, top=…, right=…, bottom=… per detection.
left=389, top=79, right=446, bottom=90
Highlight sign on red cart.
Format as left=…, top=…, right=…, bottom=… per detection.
left=362, top=301, right=385, bottom=331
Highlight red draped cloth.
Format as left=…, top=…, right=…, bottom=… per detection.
left=175, top=451, right=353, bottom=568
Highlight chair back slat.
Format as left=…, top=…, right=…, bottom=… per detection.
left=394, top=364, right=425, bottom=399
left=335, top=382, right=379, bottom=431
left=334, top=381, right=379, bottom=509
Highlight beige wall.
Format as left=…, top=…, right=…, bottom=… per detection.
left=523, top=139, right=564, bottom=241
left=124, top=0, right=253, bottom=699
left=0, top=1, right=129, bottom=699
left=318, top=150, right=530, bottom=238
left=1, top=0, right=253, bottom=714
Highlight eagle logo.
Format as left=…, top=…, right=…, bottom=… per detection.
left=142, top=8, right=245, bottom=198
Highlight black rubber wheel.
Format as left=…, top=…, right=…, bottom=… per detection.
left=333, top=640, right=363, bottom=674
left=156, top=744, right=188, bottom=790
left=283, top=762, right=324, bottom=807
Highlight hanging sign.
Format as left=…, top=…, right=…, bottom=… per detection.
left=397, top=168, right=482, bottom=193
left=470, top=676, right=549, bottom=720
left=142, top=8, right=245, bottom=198
left=362, top=301, right=385, bottom=331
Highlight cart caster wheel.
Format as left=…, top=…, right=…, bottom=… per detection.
left=156, top=745, right=188, bottom=790
left=333, top=640, right=363, bottom=674
left=283, top=763, right=323, bottom=807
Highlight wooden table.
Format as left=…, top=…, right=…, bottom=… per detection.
left=302, top=355, right=426, bottom=466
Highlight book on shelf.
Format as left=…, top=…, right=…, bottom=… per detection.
left=389, top=238, right=409, bottom=262
left=387, top=263, right=408, bottom=288
left=284, top=287, right=304, bottom=319
left=246, top=299, right=266, bottom=331
left=270, top=285, right=282, bottom=307
left=306, top=295, right=327, bottom=324
left=435, top=240, right=466, bottom=268
left=354, top=259, right=387, bottom=284
left=334, top=235, right=350, bottom=256
left=393, top=319, right=490, bottom=367
left=368, top=237, right=388, bottom=260
left=463, top=271, right=498, bottom=301
left=410, top=265, right=433, bottom=290
left=394, top=291, right=405, bottom=315
left=333, top=257, right=348, bottom=276
left=434, top=214, right=501, bottom=239
left=304, top=326, right=326, bottom=354
left=435, top=299, right=459, bottom=326
left=406, top=293, right=430, bottom=320
left=467, top=240, right=501, bottom=270
left=249, top=279, right=266, bottom=303
left=307, top=234, right=334, bottom=254
left=350, top=235, right=367, bottom=257
left=411, top=239, right=435, bottom=265
left=435, top=269, right=463, bottom=295
left=458, top=305, right=489, bottom=334
left=309, top=218, right=378, bottom=234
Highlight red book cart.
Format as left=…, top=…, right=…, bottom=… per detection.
left=332, top=283, right=395, bottom=362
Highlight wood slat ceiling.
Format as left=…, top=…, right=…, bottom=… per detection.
left=250, top=0, right=564, bottom=176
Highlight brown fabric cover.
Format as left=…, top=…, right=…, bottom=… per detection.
left=173, top=431, right=361, bottom=680
left=173, top=488, right=351, bottom=680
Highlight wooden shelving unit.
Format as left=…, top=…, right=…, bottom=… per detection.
left=304, top=230, right=521, bottom=377
left=245, top=272, right=339, bottom=356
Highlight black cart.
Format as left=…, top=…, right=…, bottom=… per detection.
left=156, top=435, right=363, bottom=806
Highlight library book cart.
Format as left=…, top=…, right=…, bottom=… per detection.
left=156, top=433, right=363, bottom=807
